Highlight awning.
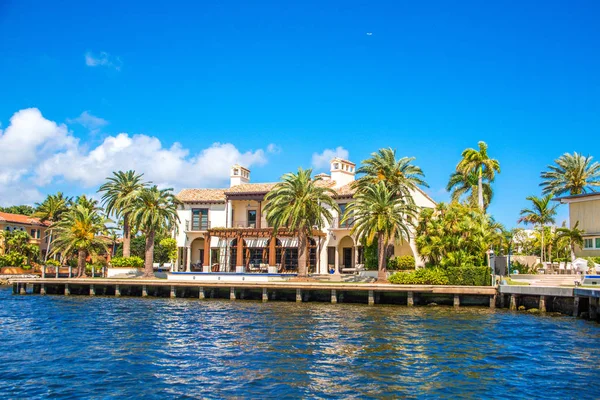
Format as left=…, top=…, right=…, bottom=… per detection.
left=245, top=238, right=268, bottom=248
left=280, top=237, right=298, bottom=248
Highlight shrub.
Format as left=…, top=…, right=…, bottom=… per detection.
left=110, top=256, right=144, bottom=268
left=585, top=257, right=600, bottom=267
left=85, top=264, right=103, bottom=274
left=445, top=266, right=491, bottom=286
left=387, top=255, right=416, bottom=270
left=389, top=268, right=449, bottom=285
left=45, top=259, right=60, bottom=267
left=22, top=265, right=32, bottom=270
left=362, top=238, right=378, bottom=271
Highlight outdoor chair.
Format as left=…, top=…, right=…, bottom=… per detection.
left=558, top=262, right=566, bottom=275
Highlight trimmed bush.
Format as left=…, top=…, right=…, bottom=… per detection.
left=45, top=259, right=60, bottom=267
left=387, top=255, right=416, bottom=271
left=389, top=266, right=491, bottom=286
left=110, top=256, right=144, bottom=268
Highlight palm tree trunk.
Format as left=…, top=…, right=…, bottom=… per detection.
left=123, top=215, right=131, bottom=258
left=77, top=249, right=86, bottom=278
left=377, top=232, right=387, bottom=282
left=541, top=226, right=545, bottom=263
left=144, top=229, right=155, bottom=278
left=297, top=231, right=308, bottom=278
left=570, top=242, right=576, bottom=262
left=44, top=229, right=53, bottom=262
left=478, top=165, right=484, bottom=210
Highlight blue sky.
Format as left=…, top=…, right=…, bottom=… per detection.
left=1, top=0, right=599, bottom=227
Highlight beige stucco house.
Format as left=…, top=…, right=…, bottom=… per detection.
left=557, top=193, right=600, bottom=257
left=173, top=157, right=436, bottom=274
left=0, top=212, right=49, bottom=258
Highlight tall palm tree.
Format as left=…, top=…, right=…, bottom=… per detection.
left=354, top=148, right=428, bottom=200
left=446, top=170, right=494, bottom=209
left=556, top=221, right=585, bottom=262
left=98, top=170, right=146, bottom=258
left=34, top=192, right=71, bottom=262
left=540, top=152, right=600, bottom=196
left=344, top=182, right=416, bottom=282
left=518, top=194, right=558, bottom=263
left=457, top=141, right=500, bottom=210
left=50, top=205, right=110, bottom=278
left=264, top=168, right=339, bottom=278
left=125, top=186, right=180, bottom=278
left=75, top=194, right=102, bottom=212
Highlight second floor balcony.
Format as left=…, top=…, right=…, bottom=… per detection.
left=185, top=220, right=212, bottom=232
left=331, top=217, right=354, bottom=229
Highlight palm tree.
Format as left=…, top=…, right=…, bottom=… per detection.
left=98, top=171, right=146, bottom=258
left=518, top=194, right=558, bottom=263
left=125, top=186, right=180, bottom=278
left=34, top=192, right=71, bottom=262
left=447, top=170, right=494, bottom=209
left=354, top=148, right=428, bottom=200
left=556, top=221, right=585, bottom=262
left=264, top=168, right=339, bottom=278
left=457, top=141, right=500, bottom=210
left=540, top=152, right=600, bottom=196
left=50, top=205, right=110, bottom=278
left=75, top=194, right=102, bottom=212
left=344, top=182, right=416, bottom=282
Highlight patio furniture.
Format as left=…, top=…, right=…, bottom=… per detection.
left=341, top=264, right=365, bottom=274
left=558, top=262, right=566, bottom=275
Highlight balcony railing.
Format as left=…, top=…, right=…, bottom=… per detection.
left=185, top=220, right=211, bottom=231
left=331, top=217, right=354, bottom=229
left=232, top=220, right=259, bottom=228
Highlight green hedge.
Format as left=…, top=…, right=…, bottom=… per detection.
left=389, top=266, right=491, bottom=286
left=45, top=259, right=60, bottom=267
left=387, top=255, right=416, bottom=270
left=110, top=256, right=144, bottom=268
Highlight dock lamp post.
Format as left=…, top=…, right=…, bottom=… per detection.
left=487, top=249, right=496, bottom=286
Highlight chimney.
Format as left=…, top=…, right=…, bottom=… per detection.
left=230, top=164, right=250, bottom=187
left=330, top=157, right=356, bottom=188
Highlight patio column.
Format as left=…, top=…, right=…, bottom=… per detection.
left=354, top=246, right=359, bottom=268
left=186, top=246, right=191, bottom=272
left=203, top=233, right=210, bottom=268
left=257, top=201, right=262, bottom=229
left=334, top=247, right=340, bottom=274
left=236, top=235, right=243, bottom=267
left=269, top=238, right=276, bottom=266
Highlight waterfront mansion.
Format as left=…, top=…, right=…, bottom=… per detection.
left=173, top=158, right=436, bottom=274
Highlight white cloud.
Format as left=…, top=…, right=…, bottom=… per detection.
left=66, top=111, right=108, bottom=134
left=311, top=146, right=349, bottom=170
left=0, top=108, right=271, bottom=205
left=267, top=143, right=281, bottom=154
left=85, top=51, right=122, bottom=70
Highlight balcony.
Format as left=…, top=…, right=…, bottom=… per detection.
left=232, top=220, right=260, bottom=229
left=185, top=220, right=212, bottom=232
left=331, top=217, right=354, bottom=229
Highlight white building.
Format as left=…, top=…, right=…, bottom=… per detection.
left=174, top=157, right=436, bottom=274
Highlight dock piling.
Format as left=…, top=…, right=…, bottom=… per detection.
left=19, top=283, right=26, bottom=295
left=115, top=284, right=121, bottom=297
left=407, top=291, right=414, bottom=307
left=589, top=297, right=598, bottom=320
left=539, top=296, right=547, bottom=313
left=142, top=285, right=148, bottom=297
left=170, top=286, right=176, bottom=298
left=510, top=294, right=517, bottom=311
left=368, top=290, right=375, bottom=306
left=199, top=287, right=205, bottom=300
left=296, top=289, right=302, bottom=302
left=454, top=294, right=460, bottom=307
left=262, top=288, right=268, bottom=302
left=573, top=296, right=580, bottom=317
left=490, top=294, right=496, bottom=309
left=40, top=283, right=46, bottom=295
left=331, top=289, right=337, bottom=304
left=64, top=284, right=70, bottom=296
left=89, top=284, right=95, bottom=296
left=230, top=287, right=236, bottom=300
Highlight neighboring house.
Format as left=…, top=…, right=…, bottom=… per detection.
left=556, top=193, right=600, bottom=257
left=0, top=212, right=49, bottom=257
left=174, top=157, right=436, bottom=274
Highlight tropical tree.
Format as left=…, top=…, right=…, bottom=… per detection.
left=34, top=192, right=71, bottom=262
left=124, top=186, right=180, bottom=278
left=353, top=148, right=428, bottom=200
left=50, top=205, right=110, bottom=277
left=456, top=141, right=500, bottom=210
left=99, top=170, right=146, bottom=258
left=264, top=168, right=339, bottom=278
left=0, top=205, right=35, bottom=216
left=446, top=170, right=494, bottom=209
left=556, top=221, right=585, bottom=261
left=540, top=152, right=600, bottom=196
left=344, top=182, right=416, bottom=282
left=75, top=195, right=102, bottom=213
left=518, top=194, right=558, bottom=263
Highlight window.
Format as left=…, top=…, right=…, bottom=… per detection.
left=584, top=239, right=594, bottom=249
left=596, top=238, right=600, bottom=249
left=338, top=204, right=353, bottom=228
left=333, top=163, right=339, bottom=170
left=247, top=210, right=257, bottom=228
left=31, top=229, right=36, bottom=237
left=191, top=208, right=209, bottom=230
left=211, top=249, right=220, bottom=265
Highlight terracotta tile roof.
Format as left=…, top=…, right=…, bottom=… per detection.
left=0, top=212, right=48, bottom=227
left=224, top=182, right=278, bottom=195
left=333, top=182, right=356, bottom=197
left=176, top=189, right=227, bottom=203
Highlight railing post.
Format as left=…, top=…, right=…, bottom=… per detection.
left=296, top=289, right=302, bottom=302
left=407, top=291, right=414, bottom=306
left=91, top=265, right=95, bottom=278
left=331, top=289, right=337, bottom=304
left=42, top=265, right=46, bottom=279
left=68, top=266, right=72, bottom=278
left=262, top=288, right=268, bottom=302
left=55, top=266, right=59, bottom=279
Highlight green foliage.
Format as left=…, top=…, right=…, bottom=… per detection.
left=0, top=230, right=39, bottom=267
left=585, top=257, right=600, bottom=268
left=22, top=265, right=32, bottom=270
left=415, top=202, right=498, bottom=267
left=389, top=268, right=449, bottom=285
left=540, top=152, right=600, bottom=196
left=116, top=234, right=173, bottom=263
left=387, top=255, right=415, bottom=270
left=510, top=260, right=537, bottom=274
left=110, top=256, right=144, bottom=268
left=0, top=205, right=35, bottom=216
left=361, top=237, right=378, bottom=270
left=159, top=238, right=178, bottom=261
left=45, top=259, right=60, bottom=267
left=389, top=266, right=491, bottom=286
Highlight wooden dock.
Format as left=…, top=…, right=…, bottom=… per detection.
left=11, top=278, right=497, bottom=307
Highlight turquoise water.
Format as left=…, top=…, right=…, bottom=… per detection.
left=0, top=286, right=599, bottom=399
